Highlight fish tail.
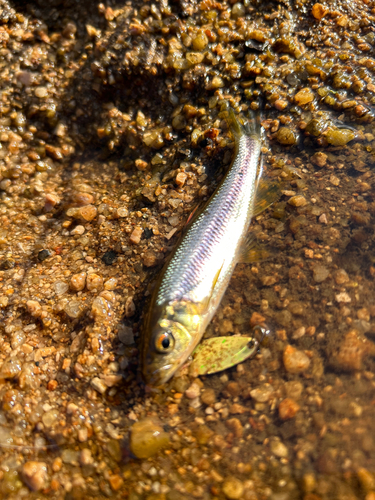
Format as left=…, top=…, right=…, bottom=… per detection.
left=227, top=105, right=262, bottom=141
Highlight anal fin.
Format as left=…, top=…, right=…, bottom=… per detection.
left=253, top=177, right=281, bottom=217
left=239, top=235, right=274, bottom=263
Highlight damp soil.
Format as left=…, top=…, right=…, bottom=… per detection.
left=1, top=0, right=375, bottom=498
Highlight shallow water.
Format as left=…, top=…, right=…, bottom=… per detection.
left=0, top=0, right=375, bottom=498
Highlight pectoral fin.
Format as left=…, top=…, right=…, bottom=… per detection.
left=239, top=235, right=273, bottom=263
left=190, top=336, right=259, bottom=376
left=197, top=263, right=224, bottom=314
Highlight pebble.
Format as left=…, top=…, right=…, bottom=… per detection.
left=54, top=281, right=69, bottom=295
left=71, top=225, right=85, bottom=235
left=90, top=377, right=107, bottom=394
left=249, top=312, right=266, bottom=327
left=270, top=439, right=289, bottom=458
left=334, top=269, right=349, bottom=284
left=222, top=477, right=244, bottom=499
left=185, top=382, right=201, bottom=399
left=80, top=448, right=94, bottom=466
left=38, top=249, right=51, bottom=261
left=78, top=204, right=97, bottom=221
left=130, top=418, right=170, bottom=459
left=311, top=151, right=327, bottom=167
left=283, top=345, right=311, bottom=373
left=70, top=272, right=86, bottom=291
left=312, top=3, right=329, bottom=19
left=288, top=195, right=307, bottom=207
left=294, top=88, right=315, bottom=105
left=86, top=273, right=103, bottom=291
left=35, top=86, right=48, bottom=98
left=102, top=250, right=117, bottom=265
left=313, top=265, right=329, bottom=283
left=335, top=292, right=351, bottom=303
left=201, top=388, right=216, bottom=406
left=250, top=383, right=274, bottom=403
left=278, top=398, right=300, bottom=420
left=130, top=226, right=143, bottom=244
left=22, top=461, right=48, bottom=491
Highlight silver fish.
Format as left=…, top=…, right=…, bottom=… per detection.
left=141, top=109, right=277, bottom=386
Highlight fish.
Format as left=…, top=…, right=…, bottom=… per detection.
left=141, top=108, right=278, bottom=386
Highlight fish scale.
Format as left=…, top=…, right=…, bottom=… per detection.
left=157, top=132, right=260, bottom=307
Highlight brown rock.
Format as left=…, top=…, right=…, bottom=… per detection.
left=311, top=3, right=329, bottom=19
left=22, top=461, right=48, bottom=491
left=250, top=312, right=266, bottom=327
left=283, top=345, right=311, bottom=373
left=78, top=204, right=97, bottom=222
left=70, top=272, right=86, bottom=292
left=279, top=398, right=300, bottom=420
left=294, top=88, right=315, bottom=106
left=225, top=418, right=244, bottom=438
left=311, top=152, right=327, bottom=167
left=130, top=226, right=143, bottom=244
left=330, top=329, right=375, bottom=372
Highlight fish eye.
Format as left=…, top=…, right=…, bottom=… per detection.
left=155, top=330, right=175, bottom=354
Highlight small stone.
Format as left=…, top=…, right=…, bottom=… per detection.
left=222, top=477, right=244, bottom=499
left=78, top=205, right=97, bottom=222
left=312, top=3, right=329, bottom=19
left=249, top=312, right=266, bottom=327
left=80, top=449, right=93, bottom=466
left=279, top=398, right=300, bottom=420
left=26, top=300, right=42, bottom=317
left=192, top=31, right=208, bottom=51
left=288, top=195, right=307, bottom=207
left=35, top=86, right=48, bottom=98
left=336, top=292, right=351, bottom=303
left=185, top=382, right=201, bottom=399
left=0, top=296, right=9, bottom=308
left=86, top=273, right=103, bottom=291
left=47, top=380, right=58, bottom=391
left=250, top=384, right=274, bottom=403
left=201, top=388, right=216, bottom=405
left=276, top=127, right=297, bottom=145
left=130, top=418, right=170, bottom=459
left=102, top=250, right=117, bottom=266
left=225, top=418, right=243, bottom=438
left=130, top=226, right=143, bottom=244
left=283, top=345, right=311, bottom=373
left=91, top=377, right=107, bottom=394
left=117, top=207, right=128, bottom=217
left=319, top=213, right=328, bottom=224
left=22, top=461, right=48, bottom=491
left=271, top=440, right=289, bottom=458
left=313, top=265, right=330, bottom=283
left=109, top=474, right=124, bottom=491
left=142, top=250, right=159, bottom=267
left=326, top=129, right=355, bottom=146
left=295, top=88, right=315, bottom=105
left=175, top=172, right=187, bottom=187
left=71, top=225, right=85, bottom=235
left=91, top=296, right=110, bottom=320
left=357, top=468, right=375, bottom=492
left=274, top=99, right=288, bottom=111
left=331, top=329, right=375, bottom=372
left=334, top=269, right=349, bottom=284
left=38, top=249, right=51, bottom=261
left=135, top=159, right=148, bottom=171
left=64, top=300, right=83, bottom=319
left=70, top=272, right=86, bottom=292
left=311, top=151, right=327, bottom=167
left=54, top=281, right=69, bottom=295
left=118, top=325, right=134, bottom=345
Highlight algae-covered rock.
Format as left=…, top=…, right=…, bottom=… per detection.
left=130, top=417, right=169, bottom=459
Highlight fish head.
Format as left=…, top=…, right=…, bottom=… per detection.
left=142, top=303, right=203, bottom=386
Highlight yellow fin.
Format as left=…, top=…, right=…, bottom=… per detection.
left=239, top=236, right=273, bottom=264
left=253, top=177, right=281, bottom=217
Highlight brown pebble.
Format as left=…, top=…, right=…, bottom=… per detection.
left=26, top=300, right=42, bottom=317
left=201, top=388, right=216, bottom=405
left=225, top=418, right=243, bottom=438
left=185, top=382, right=201, bottom=399
left=249, top=312, right=266, bottom=327
left=283, top=345, right=311, bottom=373
left=70, top=272, right=86, bottom=292
left=288, top=195, right=307, bottom=207
left=130, top=226, right=143, bottom=244
left=176, top=172, right=187, bottom=187
left=331, top=329, right=375, bottom=372
left=312, top=3, right=329, bottom=19
left=311, top=152, right=327, bottom=167
left=79, top=204, right=97, bottom=222
left=226, top=381, right=240, bottom=397
left=279, top=398, right=300, bottom=420
left=135, top=159, right=148, bottom=171
left=295, top=88, right=315, bottom=106
left=142, top=250, right=159, bottom=267
left=86, top=273, right=103, bottom=291
left=22, top=461, right=48, bottom=491
left=109, top=474, right=124, bottom=491
left=72, top=192, right=94, bottom=206
left=47, top=380, right=58, bottom=391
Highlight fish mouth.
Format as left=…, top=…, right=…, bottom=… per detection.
left=143, top=363, right=176, bottom=387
